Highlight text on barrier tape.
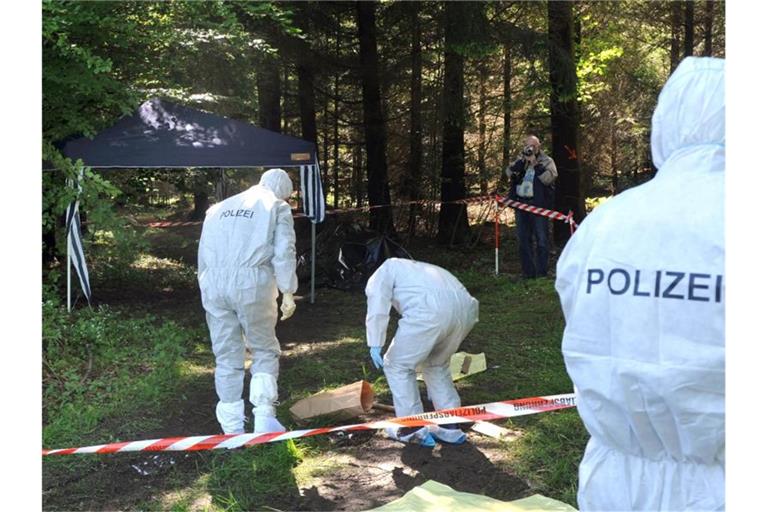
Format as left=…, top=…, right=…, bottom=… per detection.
left=42, top=393, right=575, bottom=456
left=495, top=195, right=578, bottom=234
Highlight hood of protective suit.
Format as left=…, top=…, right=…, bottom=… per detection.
left=556, top=56, right=725, bottom=511
left=259, top=168, right=293, bottom=200
left=651, top=57, right=725, bottom=169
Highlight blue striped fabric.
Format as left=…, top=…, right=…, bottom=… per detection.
left=299, top=160, right=326, bottom=223
left=66, top=177, right=92, bottom=305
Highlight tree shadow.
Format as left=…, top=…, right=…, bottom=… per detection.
left=393, top=441, right=530, bottom=502
left=204, top=443, right=338, bottom=512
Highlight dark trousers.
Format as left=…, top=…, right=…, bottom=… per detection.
left=515, top=209, right=550, bottom=278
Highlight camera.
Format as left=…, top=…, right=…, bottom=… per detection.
left=523, top=145, right=535, bottom=157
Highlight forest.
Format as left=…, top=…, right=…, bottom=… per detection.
left=41, top=1, right=726, bottom=511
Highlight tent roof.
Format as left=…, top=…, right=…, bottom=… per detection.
left=56, top=98, right=316, bottom=169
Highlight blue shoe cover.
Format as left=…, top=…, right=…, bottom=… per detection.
left=419, top=432, right=436, bottom=448
left=386, top=426, right=435, bottom=447
left=430, top=425, right=467, bottom=445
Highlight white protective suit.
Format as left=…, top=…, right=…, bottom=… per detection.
left=556, top=57, right=724, bottom=511
left=198, top=168, right=298, bottom=434
left=365, top=258, right=479, bottom=422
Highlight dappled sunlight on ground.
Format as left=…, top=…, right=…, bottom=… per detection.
left=179, top=360, right=214, bottom=377
left=131, top=252, right=192, bottom=272
left=288, top=432, right=529, bottom=510
left=157, top=473, right=212, bottom=512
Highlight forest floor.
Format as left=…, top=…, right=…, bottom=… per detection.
left=42, top=205, right=587, bottom=511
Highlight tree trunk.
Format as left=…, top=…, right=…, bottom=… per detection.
left=670, top=1, right=682, bottom=74
left=354, top=139, right=363, bottom=208
left=297, top=63, right=317, bottom=147
left=684, top=1, right=694, bottom=57
left=611, top=120, right=618, bottom=194
left=333, top=12, right=341, bottom=210
left=356, top=1, right=395, bottom=234
left=257, top=55, right=281, bottom=132
left=548, top=0, right=584, bottom=245
left=503, top=43, right=512, bottom=171
left=704, top=0, right=714, bottom=56
left=437, top=1, right=472, bottom=245
left=43, top=227, right=57, bottom=266
left=296, top=4, right=318, bottom=147
left=191, top=191, right=210, bottom=221
left=322, top=84, right=329, bottom=198
left=333, top=84, right=340, bottom=209
left=407, top=2, right=423, bottom=236
left=478, top=60, right=488, bottom=196
left=281, top=66, right=290, bottom=134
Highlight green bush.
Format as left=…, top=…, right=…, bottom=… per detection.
left=42, top=300, right=192, bottom=448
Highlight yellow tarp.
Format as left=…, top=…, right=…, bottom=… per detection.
left=416, top=352, right=487, bottom=382
left=366, top=480, right=577, bottom=512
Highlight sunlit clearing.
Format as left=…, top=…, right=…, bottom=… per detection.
left=131, top=253, right=189, bottom=271
left=94, top=229, right=115, bottom=241
left=179, top=361, right=213, bottom=377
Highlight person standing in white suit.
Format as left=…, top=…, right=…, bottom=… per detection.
left=198, top=168, right=298, bottom=435
left=365, top=258, right=479, bottom=445
left=556, top=57, right=725, bottom=511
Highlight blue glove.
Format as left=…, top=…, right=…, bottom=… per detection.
left=369, top=347, right=384, bottom=369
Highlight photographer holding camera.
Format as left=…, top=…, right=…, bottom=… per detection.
left=504, top=135, right=558, bottom=279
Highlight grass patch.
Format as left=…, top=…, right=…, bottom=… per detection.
left=42, top=293, right=198, bottom=478
left=207, top=440, right=305, bottom=511
left=44, top=230, right=587, bottom=510
left=504, top=410, right=588, bottom=506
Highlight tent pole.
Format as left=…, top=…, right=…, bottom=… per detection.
left=495, top=200, right=500, bottom=277
left=311, top=221, right=316, bottom=304
left=66, top=176, right=72, bottom=313
left=67, top=234, right=72, bottom=312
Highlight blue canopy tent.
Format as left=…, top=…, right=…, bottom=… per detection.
left=49, top=98, right=326, bottom=309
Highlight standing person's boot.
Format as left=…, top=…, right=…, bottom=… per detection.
left=250, top=372, right=286, bottom=433
left=216, top=400, right=245, bottom=434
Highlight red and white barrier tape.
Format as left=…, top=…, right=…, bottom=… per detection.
left=42, top=393, right=575, bottom=456
left=321, top=194, right=495, bottom=217
left=145, top=196, right=495, bottom=228
left=495, top=195, right=578, bottom=234
left=146, top=221, right=201, bottom=228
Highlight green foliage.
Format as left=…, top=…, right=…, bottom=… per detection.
left=585, top=195, right=611, bottom=212
left=41, top=1, right=304, bottom=275
left=573, top=2, right=669, bottom=194
left=42, top=302, right=192, bottom=448
left=577, top=44, right=624, bottom=101
left=207, top=440, right=305, bottom=511
left=42, top=147, right=147, bottom=286
left=42, top=0, right=138, bottom=142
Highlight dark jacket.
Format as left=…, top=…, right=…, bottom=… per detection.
left=505, top=151, right=558, bottom=209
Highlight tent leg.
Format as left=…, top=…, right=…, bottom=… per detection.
left=67, top=175, right=73, bottom=313
left=310, top=222, right=316, bottom=303
left=311, top=222, right=316, bottom=304
left=67, top=235, right=72, bottom=312
left=495, top=201, right=500, bottom=277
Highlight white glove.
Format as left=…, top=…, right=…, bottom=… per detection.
left=280, top=293, right=296, bottom=321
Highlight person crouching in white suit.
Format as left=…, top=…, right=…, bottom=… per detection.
left=365, top=258, right=479, bottom=446
left=556, top=57, right=725, bottom=511
left=198, top=168, right=298, bottom=435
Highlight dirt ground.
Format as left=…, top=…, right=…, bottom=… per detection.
left=43, top=219, right=541, bottom=511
